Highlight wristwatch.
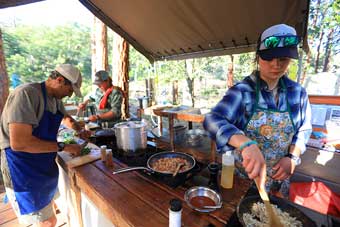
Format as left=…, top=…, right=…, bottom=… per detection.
left=57, top=142, right=65, bottom=152
left=286, top=153, right=301, bottom=166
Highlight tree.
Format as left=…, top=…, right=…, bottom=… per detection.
left=91, top=16, right=108, bottom=80
left=0, top=29, right=9, bottom=114
left=112, top=32, right=129, bottom=119
left=226, top=55, right=234, bottom=88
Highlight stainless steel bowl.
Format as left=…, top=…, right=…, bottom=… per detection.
left=184, top=186, right=222, bottom=212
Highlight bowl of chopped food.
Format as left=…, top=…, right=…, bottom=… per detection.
left=237, top=195, right=316, bottom=227
left=184, top=186, right=222, bottom=213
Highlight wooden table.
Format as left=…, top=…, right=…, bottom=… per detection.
left=58, top=154, right=251, bottom=227
left=138, top=105, right=217, bottom=163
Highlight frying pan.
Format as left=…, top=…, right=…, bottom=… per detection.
left=237, top=195, right=316, bottom=226
left=112, top=151, right=196, bottom=176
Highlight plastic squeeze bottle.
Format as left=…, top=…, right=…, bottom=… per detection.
left=220, top=151, right=235, bottom=189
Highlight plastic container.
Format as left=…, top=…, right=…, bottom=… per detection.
left=220, top=151, right=235, bottom=189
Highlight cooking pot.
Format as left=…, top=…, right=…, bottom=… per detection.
left=237, top=195, right=316, bottom=226
left=114, top=120, right=147, bottom=153
left=112, top=151, right=196, bottom=176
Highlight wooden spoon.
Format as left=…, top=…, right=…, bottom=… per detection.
left=255, top=178, right=283, bottom=227
left=172, top=163, right=184, bottom=177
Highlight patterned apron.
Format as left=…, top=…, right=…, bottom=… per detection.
left=234, top=77, right=296, bottom=196
left=4, top=82, right=63, bottom=214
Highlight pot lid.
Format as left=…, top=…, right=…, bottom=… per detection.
left=95, top=129, right=115, bottom=137
left=114, top=121, right=146, bottom=129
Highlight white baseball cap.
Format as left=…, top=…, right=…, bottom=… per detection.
left=257, top=24, right=300, bottom=60
left=55, top=64, right=82, bottom=97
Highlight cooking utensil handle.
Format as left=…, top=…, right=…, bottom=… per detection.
left=255, top=177, right=283, bottom=227
left=203, top=204, right=222, bottom=209
left=112, top=167, right=152, bottom=174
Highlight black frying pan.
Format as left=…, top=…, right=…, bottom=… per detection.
left=237, top=195, right=316, bottom=226
left=112, top=151, right=196, bottom=176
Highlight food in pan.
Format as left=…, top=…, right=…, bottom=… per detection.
left=151, top=157, right=191, bottom=173
left=242, top=202, right=302, bottom=227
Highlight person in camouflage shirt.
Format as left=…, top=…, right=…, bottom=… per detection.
left=78, top=70, right=124, bottom=128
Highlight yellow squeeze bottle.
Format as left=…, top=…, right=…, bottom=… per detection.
left=221, top=151, right=235, bottom=189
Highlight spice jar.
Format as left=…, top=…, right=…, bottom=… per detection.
left=100, top=145, right=107, bottom=162
left=106, top=149, right=114, bottom=167
left=169, top=199, right=182, bottom=227
left=208, top=162, right=220, bottom=192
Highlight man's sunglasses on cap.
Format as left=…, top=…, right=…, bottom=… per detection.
left=262, top=36, right=300, bottom=49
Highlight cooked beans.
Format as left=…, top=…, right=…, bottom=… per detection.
left=151, top=157, right=191, bottom=173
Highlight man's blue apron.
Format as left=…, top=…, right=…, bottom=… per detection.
left=5, top=82, right=63, bottom=214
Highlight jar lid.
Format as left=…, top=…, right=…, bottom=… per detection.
left=169, top=199, right=182, bottom=212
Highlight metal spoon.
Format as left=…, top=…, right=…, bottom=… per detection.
left=202, top=204, right=222, bottom=209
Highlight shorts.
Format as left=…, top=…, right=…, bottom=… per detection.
left=1, top=150, right=59, bottom=225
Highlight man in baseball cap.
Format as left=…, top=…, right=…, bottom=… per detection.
left=55, top=64, right=82, bottom=97
left=257, top=24, right=300, bottom=61
left=0, top=63, right=90, bottom=226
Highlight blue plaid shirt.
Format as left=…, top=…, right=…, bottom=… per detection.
left=203, top=72, right=312, bottom=153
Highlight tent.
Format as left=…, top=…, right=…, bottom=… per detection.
left=1, top=0, right=310, bottom=62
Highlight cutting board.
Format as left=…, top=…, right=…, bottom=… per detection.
left=58, top=143, right=101, bottom=168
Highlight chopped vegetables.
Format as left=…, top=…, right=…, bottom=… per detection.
left=81, top=147, right=91, bottom=156
left=64, top=138, right=77, bottom=144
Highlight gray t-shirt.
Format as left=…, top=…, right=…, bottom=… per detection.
left=0, top=82, right=67, bottom=149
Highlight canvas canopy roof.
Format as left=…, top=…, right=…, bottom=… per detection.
left=1, top=0, right=310, bottom=62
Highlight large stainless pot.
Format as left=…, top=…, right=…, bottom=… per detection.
left=113, top=120, right=147, bottom=152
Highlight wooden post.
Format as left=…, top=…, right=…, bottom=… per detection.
left=172, top=80, right=178, bottom=105
left=169, top=114, right=175, bottom=151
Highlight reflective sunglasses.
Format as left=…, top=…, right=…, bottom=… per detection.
left=262, top=35, right=300, bottom=49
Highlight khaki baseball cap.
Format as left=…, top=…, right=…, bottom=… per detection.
left=93, top=70, right=110, bottom=85
left=55, top=64, right=82, bottom=97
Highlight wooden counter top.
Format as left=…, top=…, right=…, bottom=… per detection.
left=68, top=156, right=251, bottom=227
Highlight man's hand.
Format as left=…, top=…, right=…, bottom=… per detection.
left=78, top=102, right=87, bottom=111
left=271, top=157, right=295, bottom=181
left=76, top=129, right=92, bottom=140
left=242, top=144, right=266, bottom=180
left=63, top=144, right=81, bottom=156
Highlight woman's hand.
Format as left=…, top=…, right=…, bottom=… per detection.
left=242, top=144, right=266, bottom=179
left=271, top=157, right=294, bottom=181
left=64, top=144, right=81, bottom=156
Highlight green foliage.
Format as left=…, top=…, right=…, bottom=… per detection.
left=3, top=23, right=92, bottom=99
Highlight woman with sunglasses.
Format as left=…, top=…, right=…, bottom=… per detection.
left=204, top=24, right=312, bottom=197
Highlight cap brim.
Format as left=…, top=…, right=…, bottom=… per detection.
left=258, top=46, right=298, bottom=61
left=93, top=80, right=101, bottom=85
left=72, top=85, right=82, bottom=97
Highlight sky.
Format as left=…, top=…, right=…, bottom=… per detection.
left=0, top=0, right=93, bottom=26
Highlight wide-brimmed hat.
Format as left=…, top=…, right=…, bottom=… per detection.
left=55, top=64, right=82, bottom=97
left=93, top=70, right=110, bottom=85
left=257, top=24, right=300, bottom=60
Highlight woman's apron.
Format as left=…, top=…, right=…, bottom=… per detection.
left=234, top=77, right=296, bottom=196
left=4, top=82, right=63, bottom=214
